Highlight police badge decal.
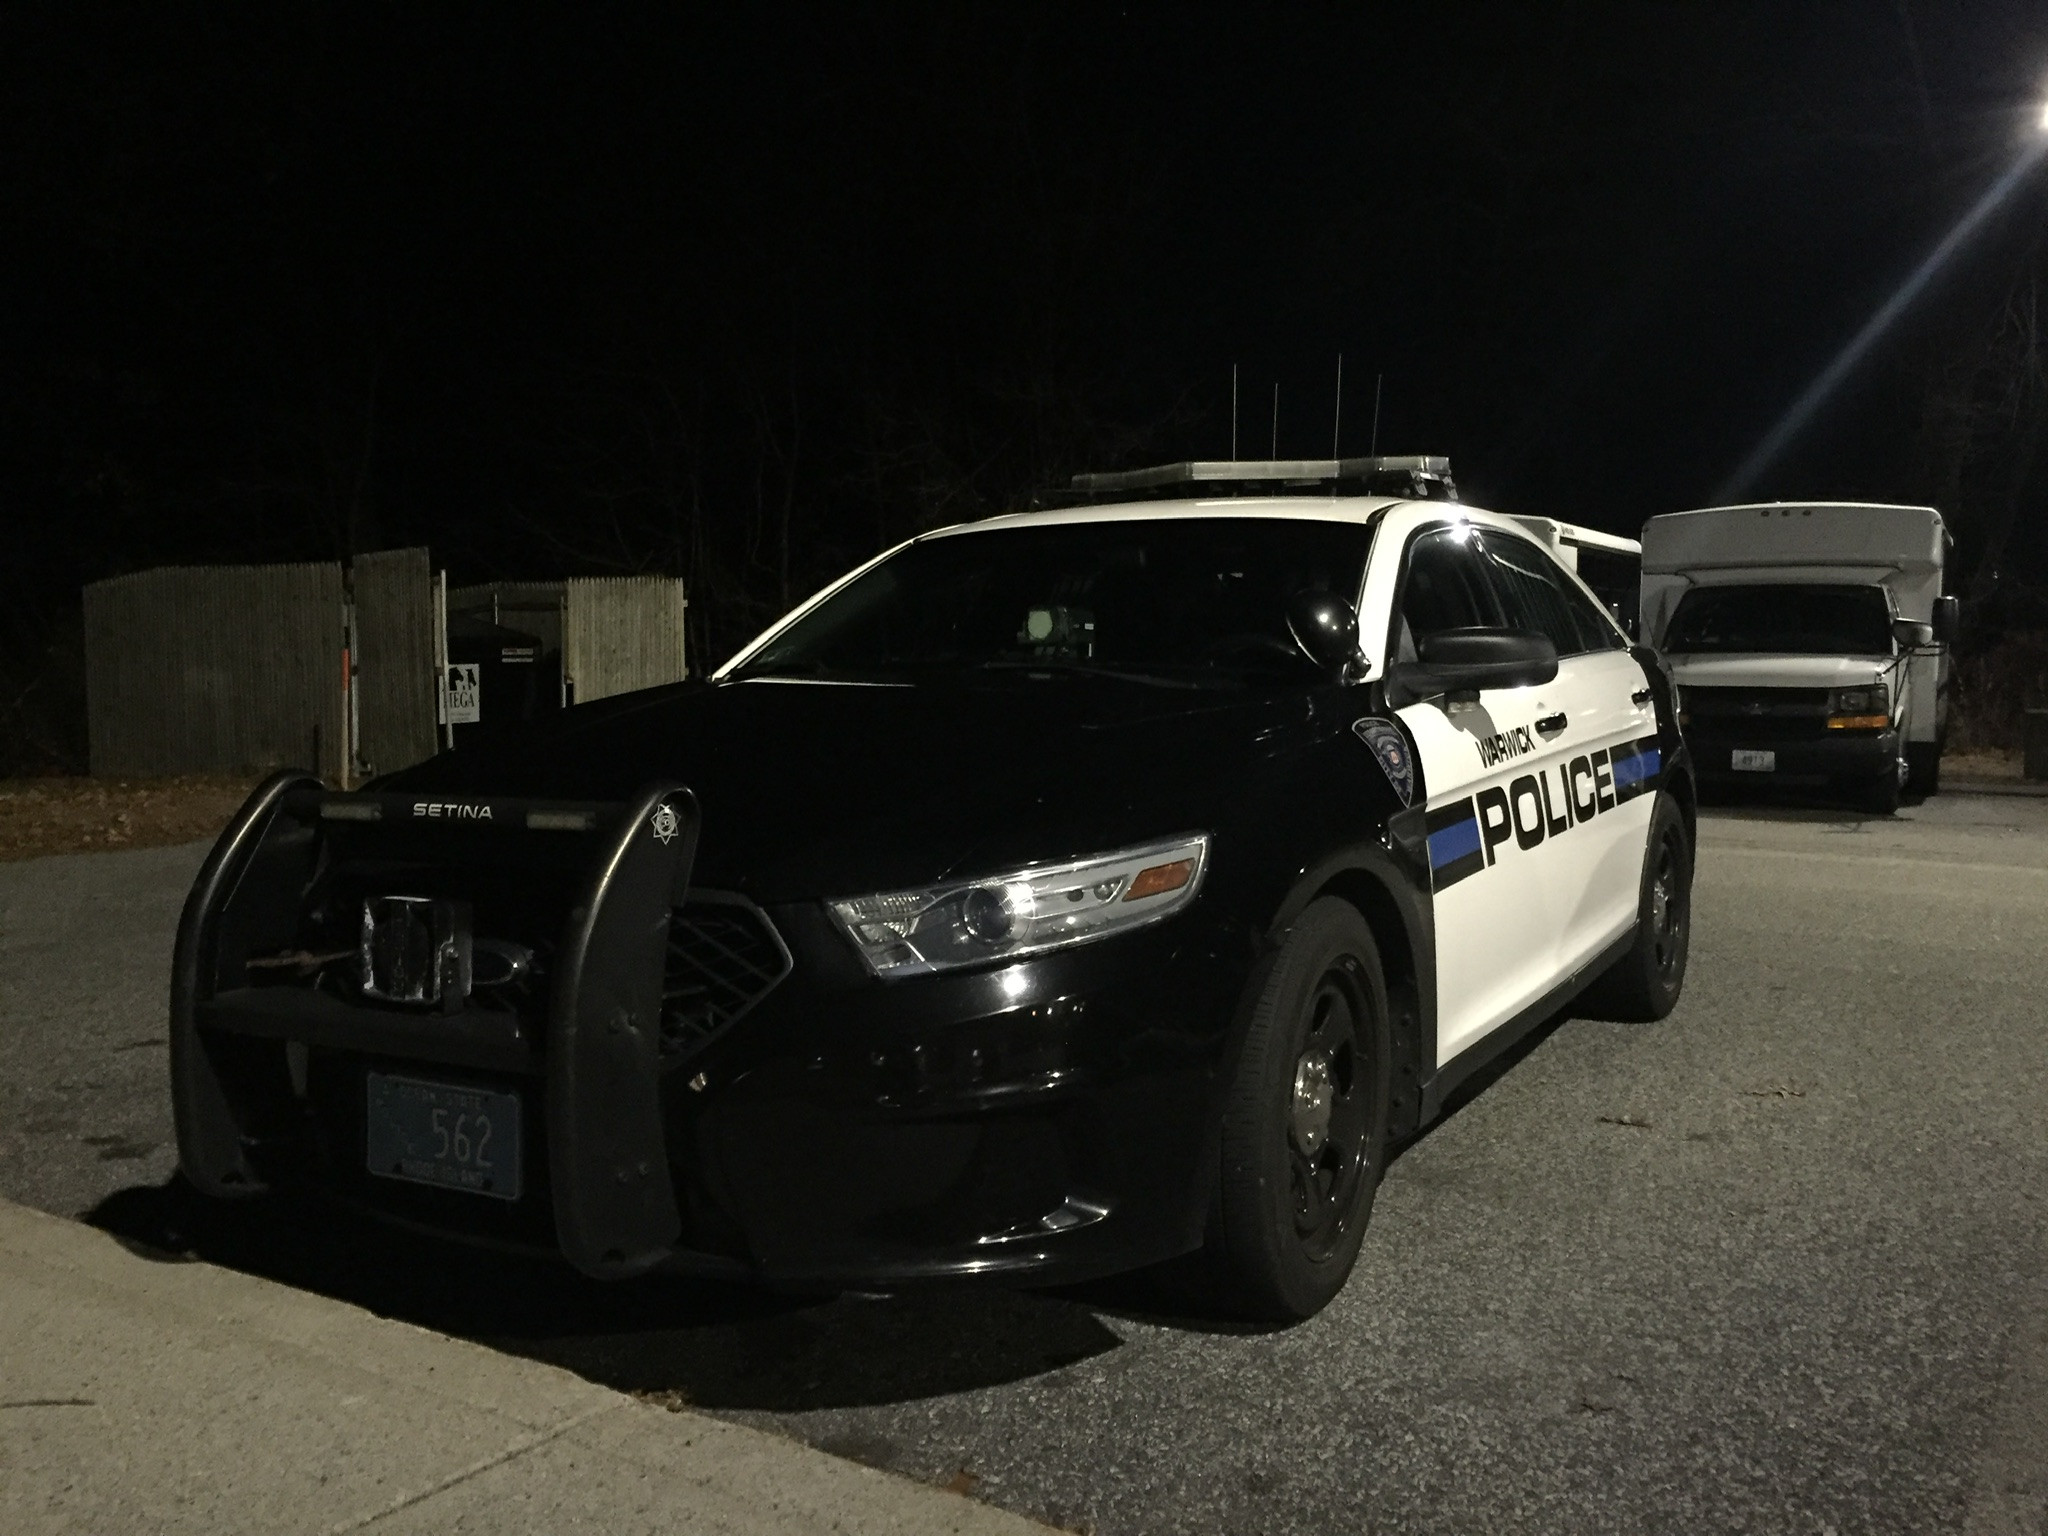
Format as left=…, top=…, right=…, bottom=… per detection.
left=650, top=802, right=680, bottom=843
left=1352, top=717, right=1416, bottom=807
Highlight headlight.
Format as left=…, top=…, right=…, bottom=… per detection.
left=1827, top=683, right=1889, bottom=729
left=827, top=833, right=1211, bottom=978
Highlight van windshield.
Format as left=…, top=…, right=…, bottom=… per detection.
left=1662, top=584, right=1893, bottom=656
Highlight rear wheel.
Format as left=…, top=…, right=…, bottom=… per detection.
left=1578, top=794, right=1692, bottom=1022
left=1200, top=897, right=1391, bottom=1323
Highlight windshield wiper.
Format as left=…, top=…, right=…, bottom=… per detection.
left=977, top=659, right=1215, bottom=690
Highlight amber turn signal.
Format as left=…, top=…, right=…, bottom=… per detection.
left=1825, top=714, right=1888, bottom=731
left=1124, top=858, right=1194, bottom=901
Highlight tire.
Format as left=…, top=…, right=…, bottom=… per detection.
left=1906, top=739, right=1941, bottom=798
left=1578, top=794, right=1693, bottom=1023
left=1856, top=758, right=1903, bottom=816
left=1199, top=897, right=1392, bottom=1323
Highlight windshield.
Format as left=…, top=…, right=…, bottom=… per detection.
left=1662, top=583, right=1894, bottom=656
left=733, top=516, right=1375, bottom=685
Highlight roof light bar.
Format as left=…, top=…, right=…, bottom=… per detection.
left=1069, top=455, right=1454, bottom=497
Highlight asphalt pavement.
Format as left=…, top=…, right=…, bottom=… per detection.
left=2, top=792, right=2044, bottom=1534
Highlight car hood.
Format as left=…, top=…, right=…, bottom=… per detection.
left=1665, top=653, right=1899, bottom=691
left=379, top=676, right=1321, bottom=900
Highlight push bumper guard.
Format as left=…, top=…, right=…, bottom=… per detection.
left=170, top=770, right=701, bottom=1278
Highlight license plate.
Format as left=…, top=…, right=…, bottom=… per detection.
left=1731, top=749, right=1776, bottom=772
left=366, top=1073, right=521, bottom=1201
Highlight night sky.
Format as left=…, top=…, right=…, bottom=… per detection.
left=5, top=3, right=2047, bottom=765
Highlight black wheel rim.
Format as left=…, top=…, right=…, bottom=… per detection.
left=1287, top=960, right=1374, bottom=1262
left=1648, top=831, right=1688, bottom=981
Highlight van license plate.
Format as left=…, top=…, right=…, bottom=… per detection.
left=1731, top=749, right=1776, bottom=772
left=366, top=1073, right=521, bottom=1201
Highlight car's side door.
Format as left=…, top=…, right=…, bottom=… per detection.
left=1386, top=523, right=1567, bottom=1066
left=1472, top=529, right=1660, bottom=974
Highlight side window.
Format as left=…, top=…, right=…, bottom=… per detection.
left=1394, top=526, right=1502, bottom=662
left=1476, top=532, right=1622, bottom=656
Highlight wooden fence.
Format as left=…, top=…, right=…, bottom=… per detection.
left=351, top=547, right=439, bottom=779
left=565, top=576, right=689, bottom=702
left=83, top=559, right=688, bottom=779
left=83, top=563, right=348, bottom=779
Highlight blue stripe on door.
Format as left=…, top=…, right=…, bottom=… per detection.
left=1428, top=816, right=1482, bottom=866
left=1424, top=796, right=1487, bottom=890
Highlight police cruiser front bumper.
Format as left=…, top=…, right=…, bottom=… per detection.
left=171, top=774, right=1240, bottom=1287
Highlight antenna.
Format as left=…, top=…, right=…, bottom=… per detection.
left=1331, top=354, right=1344, bottom=458
left=1270, top=382, right=1279, bottom=458
left=1230, top=363, right=1238, bottom=459
left=1368, top=373, right=1384, bottom=458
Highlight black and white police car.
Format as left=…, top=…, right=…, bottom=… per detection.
left=172, top=457, right=1695, bottom=1322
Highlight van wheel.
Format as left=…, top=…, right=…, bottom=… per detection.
left=1579, top=795, right=1692, bottom=1022
left=1855, top=754, right=1904, bottom=816
left=1906, top=740, right=1941, bottom=797
left=1199, top=897, right=1391, bottom=1323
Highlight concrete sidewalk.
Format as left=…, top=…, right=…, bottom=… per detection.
left=0, top=1198, right=1052, bottom=1535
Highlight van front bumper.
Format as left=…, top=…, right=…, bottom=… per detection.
left=1685, top=726, right=1899, bottom=784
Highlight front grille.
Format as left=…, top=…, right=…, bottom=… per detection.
left=1683, top=686, right=1832, bottom=740
left=659, top=893, right=793, bottom=1060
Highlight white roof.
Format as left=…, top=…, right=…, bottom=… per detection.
left=1641, top=501, right=1946, bottom=575
left=1506, top=516, right=1641, bottom=557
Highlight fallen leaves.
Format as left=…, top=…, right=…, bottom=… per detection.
left=0, top=774, right=264, bottom=861
left=632, top=1387, right=693, bottom=1413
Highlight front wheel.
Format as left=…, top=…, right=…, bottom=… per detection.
left=1853, top=761, right=1902, bottom=816
left=1199, top=897, right=1391, bottom=1323
left=1578, top=793, right=1693, bottom=1022
left=1905, top=738, right=1942, bottom=797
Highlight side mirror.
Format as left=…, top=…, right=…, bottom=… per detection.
left=1932, top=595, right=1959, bottom=644
left=1388, top=628, right=1559, bottom=703
left=1892, top=618, right=1934, bottom=649
left=1286, top=590, right=1361, bottom=672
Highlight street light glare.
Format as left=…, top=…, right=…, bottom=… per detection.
left=2039, top=97, right=2048, bottom=131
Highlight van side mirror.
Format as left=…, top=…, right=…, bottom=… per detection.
left=1892, top=618, right=1934, bottom=649
left=1285, top=590, right=1361, bottom=673
left=1932, top=595, right=1959, bottom=644
left=1388, top=628, right=1558, bottom=704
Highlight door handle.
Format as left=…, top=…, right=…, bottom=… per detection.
left=1534, top=712, right=1568, bottom=736
left=1630, top=689, right=1653, bottom=707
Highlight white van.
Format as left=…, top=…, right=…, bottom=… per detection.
left=1639, top=502, right=1956, bottom=813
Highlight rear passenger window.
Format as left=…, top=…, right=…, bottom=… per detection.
left=1477, top=532, right=1624, bottom=656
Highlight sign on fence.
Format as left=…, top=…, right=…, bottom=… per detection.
left=445, top=664, right=481, bottom=724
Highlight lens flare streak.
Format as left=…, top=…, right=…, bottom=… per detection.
left=1717, top=136, right=2048, bottom=502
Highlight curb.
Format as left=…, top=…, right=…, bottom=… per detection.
left=0, top=1197, right=1054, bottom=1536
